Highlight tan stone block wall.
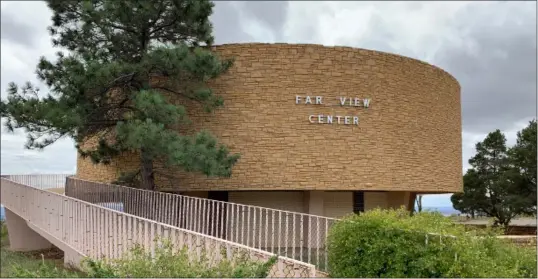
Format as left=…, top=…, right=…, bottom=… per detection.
left=179, top=191, right=209, bottom=199
left=323, top=191, right=353, bottom=219
left=365, top=192, right=389, bottom=211
left=387, top=191, right=406, bottom=209
left=76, top=43, right=462, bottom=193
left=229, top=191, right=306, bottom=213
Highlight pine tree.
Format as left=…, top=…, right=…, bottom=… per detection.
left=468, top=130, right=515, bottom=227
left=507, top=120, right=537, bottom=215
left=451, top=129, right=533, bottom=228
left=451, top=169, right=484, bottom=218
left=0, top=0, right=240, bottom=190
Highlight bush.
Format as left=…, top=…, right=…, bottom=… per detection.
left=82, top=238, right=277, bottom=278
left=327, top=208, right=537, bottom=278
left=1, top=220, right=8, bottom=246
left=10, top=237, right=277, bottom=278
left=11, top=261, right=81, bottom=278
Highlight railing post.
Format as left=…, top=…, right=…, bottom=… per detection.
left=29, top=175, right=345, bottom=273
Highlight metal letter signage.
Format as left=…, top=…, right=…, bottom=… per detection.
left=295, top=95, right=370, bottom=126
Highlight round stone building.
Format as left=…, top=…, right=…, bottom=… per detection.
left=76, top=43, right=462, bottom=218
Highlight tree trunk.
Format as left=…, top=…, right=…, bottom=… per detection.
left=501, top=219, right=511, bottom=230
left=122, top=149, right=157, bottom=220
left=140, top=149, right=156, bottom=191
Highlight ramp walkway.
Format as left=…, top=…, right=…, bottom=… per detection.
left=1, top=174, right=320, bottom=277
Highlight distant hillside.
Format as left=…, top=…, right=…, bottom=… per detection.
left=419, top=206, right=460, bottom=216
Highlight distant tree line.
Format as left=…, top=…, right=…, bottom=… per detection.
left=451, top=120, right=537, bottom=227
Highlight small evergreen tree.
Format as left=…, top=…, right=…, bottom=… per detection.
left=507, top=120, right=537, bottom=215
left=451, top=169, right=484, bottom=218
left=451, top=128, right=536, bottom=227
left=0, top=0, right=240, bottom=190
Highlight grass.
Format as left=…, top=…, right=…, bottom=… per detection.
left=449, top=214, right=538, bottom=224
left=0, top=247, right=81, bottom=278
left=0, top=220, right=277, bottom=278
left=448, top=214, right=492, bottom=222
left=0, top=220, right=83, bottom=278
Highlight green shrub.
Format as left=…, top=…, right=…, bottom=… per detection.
left=82, top=238, right=278, bottom=278
left=11, top=261, right=81, bottom=278
left=327, top=208, right=537, bottom=278
left=0, top=220, right=8, bottom=247
left=9, top=237, right=277, bottom=278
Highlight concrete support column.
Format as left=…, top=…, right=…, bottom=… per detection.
left=303, top=191, right=325, bottom=249
left=4, top=208, right=53, bottom=251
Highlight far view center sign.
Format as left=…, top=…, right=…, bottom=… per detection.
left=295, top=95, right=371, bottom=126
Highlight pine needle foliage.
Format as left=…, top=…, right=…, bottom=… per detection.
left=0, top=0, right=240, bottom=190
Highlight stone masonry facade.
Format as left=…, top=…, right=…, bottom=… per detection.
left=76, top=43, right=462, bottom=193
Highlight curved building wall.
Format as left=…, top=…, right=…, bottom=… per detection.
left=76, top=43, right=462, bottom=193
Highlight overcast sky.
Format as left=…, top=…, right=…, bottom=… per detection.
left=1, top=1, right=536, bottom=208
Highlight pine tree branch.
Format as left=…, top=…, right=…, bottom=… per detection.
left=68, top=6, right=139, bottom=35
left=83, top=72, right=136, bottom=104
left=6, top=0, right=239, bottom=191
left=153, top=86, right=198, bottom=102
left=149, top=18, right=179, bottom=37
left=111, top=73, right=137, bottom=84
left=86, top=120, right=121, bottom=127
left=150, top=2, right=166, bottom=29
left=103, top=21, right=138, bottom=34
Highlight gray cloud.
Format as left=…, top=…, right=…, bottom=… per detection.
left=210, top=1, right=289, bottom=44
left=0, top=0, right=535, bottom=185
left=1, top=135, right=76, bottom=175
left=240, top=1, right=289, bottom=40
left=0, top=10, right=37, bottom=48
left=210, top=1, right=254, bottom=44
left=433, top=2, right=536, bottom=134
left=211, top=1, right=290, bottom=44
left=340, top=13, right=401, bottom=55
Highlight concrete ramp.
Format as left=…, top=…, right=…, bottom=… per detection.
left=1, top=177, right=319, bottom=278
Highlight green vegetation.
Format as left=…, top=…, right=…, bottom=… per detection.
left=0, top=220, right=7, bottom=244
left=452, top=120, right=537, bottom=226
left=2, top=221, right=276, bottom=278
left=1, top=220, right=81, bottom=278
left=8, top=260, right=82, bottom=278
left=327, top=208, right=537, bottom=278
left=10, top=241, right=276, bottom=278
left=82, top=239, right=278, bottom=278
left=0, top=0, right=239, bottom=191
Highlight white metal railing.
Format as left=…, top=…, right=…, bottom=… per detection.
left=64, top=177, right=337, bottom=272
left=0, top=177, right=317, bottom=278
left=4, top=174, right=517, bottom=276
left=2, top=174, right=71, bottom=190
